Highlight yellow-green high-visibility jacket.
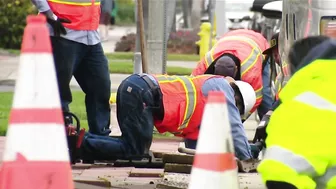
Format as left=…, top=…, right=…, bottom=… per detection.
left=257, top=57, right=336, bottom=189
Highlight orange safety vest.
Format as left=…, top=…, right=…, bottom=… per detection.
left=47, top=0, right=101, bottom=30
left=153, top=74, right=222, bottom=140
left=191, top=29, right=269, bottom=113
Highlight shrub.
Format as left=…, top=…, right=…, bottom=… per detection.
left=167, top=30, right=199, bottom=54
left=0, top=0, right=37, bottom=49
left=114, top=33, right=136, bottom=52
left=115, top=0, right=135, bottom=25
left=114, top=29, right=200, bottom=54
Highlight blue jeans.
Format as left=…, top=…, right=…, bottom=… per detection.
left=257, top=62, right=274, bottom=119
left=51, top=37, right=111, bottom=136
left=80, top=74, right=156, bottom=159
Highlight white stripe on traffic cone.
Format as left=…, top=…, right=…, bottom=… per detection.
left=0, top=15, right=74, bottom=189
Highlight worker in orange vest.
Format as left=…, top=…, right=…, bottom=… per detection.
left=191, top=29, right=272, bottom=120
left=262, top=32, right=289, bottom=102
left=78, top=74, right=258, bottom=161
left=31, top=0, right=112, bottom=136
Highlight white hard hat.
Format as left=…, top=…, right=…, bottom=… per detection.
left=235, top=81, right=256, bottom=117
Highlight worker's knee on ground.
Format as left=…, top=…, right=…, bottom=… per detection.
left=258, top=160, right=316, bottom=189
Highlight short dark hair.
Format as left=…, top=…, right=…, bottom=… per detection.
left=288, top=35, right=330, bottom=73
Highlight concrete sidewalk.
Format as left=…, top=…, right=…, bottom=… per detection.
left=0, top=25, right=197, bottom=91
left=0, top=56, right=195, bottom=93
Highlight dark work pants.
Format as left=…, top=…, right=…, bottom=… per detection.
left=51, top=37, right=111, bottom=136
left=80, top=75, right=155, bottom=159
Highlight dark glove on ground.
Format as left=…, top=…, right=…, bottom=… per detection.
left=46, top=17, right=71, bottom=37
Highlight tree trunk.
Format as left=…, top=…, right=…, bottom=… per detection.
left=190, top=0, right=202, bottom=30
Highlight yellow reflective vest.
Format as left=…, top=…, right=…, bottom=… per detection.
left=258, top=59, right=336, bottom=189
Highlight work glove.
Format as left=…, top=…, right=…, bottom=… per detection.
left=252, top=110, right=273, bottom=144
left=46, top=16, right=71, bottom=37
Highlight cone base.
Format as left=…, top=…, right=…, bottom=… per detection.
left=188, top=168, right=239, bottom=189
left=0, top=161, right=73, bottom=189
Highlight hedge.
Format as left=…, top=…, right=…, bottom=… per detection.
left=0, top=1, right=37, bottom=49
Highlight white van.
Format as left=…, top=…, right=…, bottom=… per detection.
left=279, top=0, right=336, bottom=77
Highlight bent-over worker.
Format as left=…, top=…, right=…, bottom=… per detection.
left=257, top=36, right=336, bottom=189
left=79, top=74, right=257, bottom=161
left=191, top=29, right=272, bottom=119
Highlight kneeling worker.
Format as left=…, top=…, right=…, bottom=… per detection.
left=257, top=36, right=336, bottom=189
left=80, top=74, right=257, bottom=161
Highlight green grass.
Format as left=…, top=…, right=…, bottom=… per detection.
left=108, top=61, right=192, bottom=75
left=0, top=93, right=12, bottom=136
left=0, top=48, right=20, bottom=55
left=0, top=91, right=89, bottom=136
left=106, top=52, right=199, bottom=62
left=2, top=49, right=199, bottom=62
left=0, top=92, right=175, bottom=138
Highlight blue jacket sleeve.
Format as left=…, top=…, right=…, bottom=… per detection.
left=201, top=78, right=253, bottom=160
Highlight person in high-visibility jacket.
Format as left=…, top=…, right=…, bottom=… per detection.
left=257, top=36, right=335, bottom=189
left=191, top=29, right=271, bottom=120
left=252, top=35, right=331, bottom=147
left=79, top=74, right=258, bottom=161
left=31, top=0, right=112, bottom=136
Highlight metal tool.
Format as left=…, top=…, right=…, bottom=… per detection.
left=64, top=111, right=85, bottom=164
left=178, top=147, right=196, bottom=155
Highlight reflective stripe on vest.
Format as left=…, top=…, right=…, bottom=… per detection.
left=205, top=36, right=264, bottom=75
left=255, top=87, right=262, bottom=99
left=274, top=74, right=283, bottom=94
left=156, top=75, right=198, bottom=130
left=48, top=0, right=100, bottom=5
left=315, top=166, right=336, bottom=189
left=294, top=92, right=336, bottom=112
left=264, top=92, right=336, bottom=188
left=205, top=36, right=263, bottom=101
left=263, top=145, right=317, bottom=176
left=264, top=146, right=336, bottom=189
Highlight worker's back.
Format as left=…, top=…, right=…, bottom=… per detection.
left=219, top=29, right=270, bottom=52
left=152, top=74, right=223, bottom=140
left=192, top=29, right=269, bottom=77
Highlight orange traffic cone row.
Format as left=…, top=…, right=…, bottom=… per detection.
left=0, top=15, right=74, bottom=189
left=188, top=91, right=239, bottom=189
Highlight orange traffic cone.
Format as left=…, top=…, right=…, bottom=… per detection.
left=0, top=15, right=74, bottom=189
left=188, top=91, right=239, bottom=189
